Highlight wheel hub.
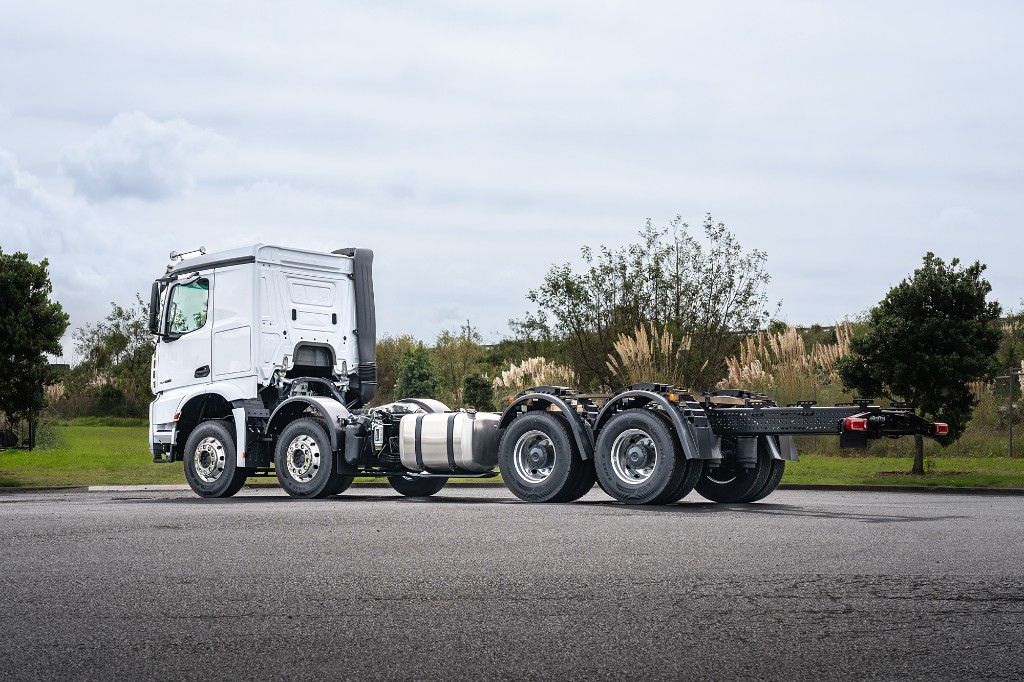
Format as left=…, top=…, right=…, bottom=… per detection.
left=285, top=434, right=321, bottom=483
left=609, top=429, right=658, bottom=485
left=193, top=436, right=226, bottom=483
left=513, top=430, right=556, bottom=484
left=626, top=444, right=652, bottom=468
left=528, top=444, right=552, bottom=467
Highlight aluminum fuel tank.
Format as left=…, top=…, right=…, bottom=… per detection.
left=398, top=412, right=501, bottom=474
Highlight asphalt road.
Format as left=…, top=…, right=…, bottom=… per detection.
left=1, top=487, right=1022, bottom=681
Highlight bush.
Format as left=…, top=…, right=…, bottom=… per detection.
left=462, top=374, right=495, bottom=411
left=396, top=344, right=441, bottom=400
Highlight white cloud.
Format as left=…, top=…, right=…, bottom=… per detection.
left=0, top=1, right=1021, bottom=344
left=61, top=112, right=214, bottom=202
left=0, top=146, right=151, bottom=359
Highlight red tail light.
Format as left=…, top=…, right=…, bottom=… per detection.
left=844, top=416, right=869, bottom=432
left=933, top=422, right=949, bottom=436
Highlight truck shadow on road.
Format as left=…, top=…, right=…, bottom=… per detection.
left=134, top=492, right=968, bottom=524
left=574, top=500, right=969, bottom=524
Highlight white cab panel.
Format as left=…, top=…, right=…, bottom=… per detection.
left=211, top=265, right=255, bottom=380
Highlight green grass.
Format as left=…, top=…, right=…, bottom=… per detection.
left=2, top=423, right=1024, bottom=489
left=783, top=453, right=1024, bottom=488
left=0, top=424, right=180, bottom=487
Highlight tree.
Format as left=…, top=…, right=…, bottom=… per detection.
left=511, top=214, right=773, bottom=389
left=838, top=253, right=1002, bottom=474
left=374, top=334, right=419, bottom=404
left=462, top=373, right=495, bottom=411
left=0, top=250, right=69, bottom=428
left=433, top=322, right=484, bottom=405
left=67, top=295, right=155, bottom=416
left=396, top=344, right=441, bottom=400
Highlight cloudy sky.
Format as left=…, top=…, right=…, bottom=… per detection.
left=1, top=1, right=1022, bottom=359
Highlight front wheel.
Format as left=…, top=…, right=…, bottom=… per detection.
left=388, top=475, right=447, bottom=497
left=183, top=420, right=248, bottom=498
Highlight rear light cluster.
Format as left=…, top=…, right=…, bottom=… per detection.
left=844, top=416, right=869, bottom=432
left=933, top=422, right=949, bottom=436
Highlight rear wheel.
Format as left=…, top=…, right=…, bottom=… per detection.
left=183, top=420, right=248, bottom=498
left=746, top=459, right=785, bottom=503
left=498, top=412, right=587, bottom=503
left=275, top=418, right=337, bottom=499
left=562, top=460, right=597, bottom=502
left=695, top=436, right=774, bottom=503
left=388, top=475, right=448, bottom=497
left=663, top=458, right=705, bottom=504
left=594, top=409, right=688, bottom=505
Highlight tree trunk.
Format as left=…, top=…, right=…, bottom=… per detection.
left=911, top=435, right=925, bottom=475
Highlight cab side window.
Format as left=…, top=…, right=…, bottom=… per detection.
left=167, top=279, right=209, bottom=335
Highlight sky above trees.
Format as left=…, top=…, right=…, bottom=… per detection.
left=1, top=1, right=1021, bottom=359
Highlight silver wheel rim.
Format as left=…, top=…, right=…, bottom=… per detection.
left=705, top=469, right=737, bottom=485
left=610, top=429, right=657, bottom=485
left=513, top=430, right=556, bottom=484
left=193, top=436, right=226, bottom=483
left=285, top=434, right=322, bottom=483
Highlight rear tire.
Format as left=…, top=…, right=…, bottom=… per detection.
left=562, top=460, right=597, bottom=502
left=388, top=475, right=448, bottom=497
left=275, top=418, right=337, bottom=499
left=498, top=412, right=587, bottom=503
left=746, top=459, right=785, bottom=503
left=695, top=436, right=774, bottom=503
left=663, top=459, right=705, bottom=504
left=183, top=420, right=248, bottom=498
left=594, top=409, right=688, bottom=505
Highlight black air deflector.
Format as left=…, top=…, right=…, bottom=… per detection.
left=333, top=247, right=377, bottom=404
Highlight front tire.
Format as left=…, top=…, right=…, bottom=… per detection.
left=275, top=418, right=337, bottom=499
left=388, top=475, right=448, bottom=497
left=183, top=420, right=248, bottom=498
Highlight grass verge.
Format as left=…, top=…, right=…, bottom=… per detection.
left=2, top=424, right=1023, bottom=489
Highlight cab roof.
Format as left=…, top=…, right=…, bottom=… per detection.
left=166, top=244, right=353, bottom=276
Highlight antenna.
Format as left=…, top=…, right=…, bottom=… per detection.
left=169, top=246, right=207, bottom=262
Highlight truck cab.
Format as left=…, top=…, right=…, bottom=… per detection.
left=148, top=245, right=377, bottom=495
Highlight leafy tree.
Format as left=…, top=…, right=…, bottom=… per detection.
left=67, top=295, right=154, bottom=416
left=433, top=322, right=484, bottom=405
left=512, top=214, right=773, bottom=389
left=0, top=250, right=69, bottom=428
left=462, top=373, right=495, bottom=411
left=396, top=344, right=441, bottom=400
left=838, top=253, right=1002, bottom=474
left=996, top=302, right=1024, bottom=403
left=374, top=334, right=419, bottom=404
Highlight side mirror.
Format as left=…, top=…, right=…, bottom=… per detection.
left=148, top=281, right=162, bottom=335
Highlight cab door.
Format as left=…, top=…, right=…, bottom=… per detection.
left=154, top=274, right=213, bottom=392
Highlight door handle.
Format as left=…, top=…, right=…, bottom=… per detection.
left=194, top=365, right=211, bottom=378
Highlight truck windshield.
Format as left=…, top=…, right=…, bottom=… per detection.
left=167, top=279, right=209, bottom=335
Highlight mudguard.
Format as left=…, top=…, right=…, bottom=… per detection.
left=267, top=396, right=351, bottom=450
left=593, top=390, right=710, bottom=460
left=499, top=393, right=595, bottom=459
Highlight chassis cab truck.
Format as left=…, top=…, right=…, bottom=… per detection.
left=149, top=244, right=948, bottom=504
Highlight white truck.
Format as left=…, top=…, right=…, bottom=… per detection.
left=148, top=244, right=948, bottom=504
